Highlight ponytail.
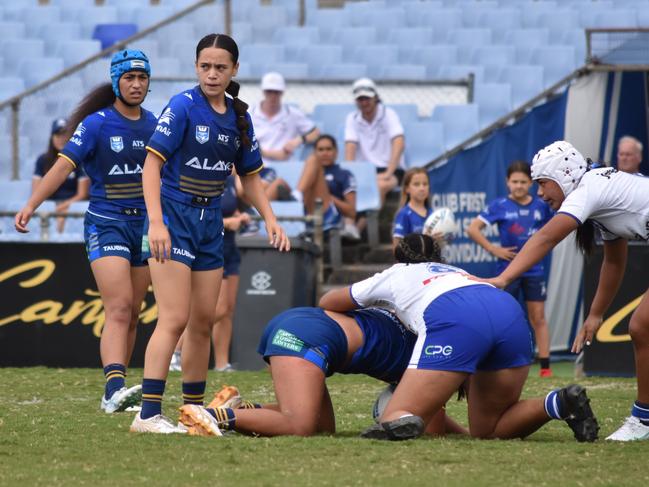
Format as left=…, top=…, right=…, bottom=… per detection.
left=575, top=220, right=596, bottom=256
left=394, top=233, right=443, bottom=264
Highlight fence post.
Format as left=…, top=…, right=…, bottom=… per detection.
left=224, top=0, right=232, bottom=36
left=313, top=198, right=324, bottom=296
left=11, top=99, right=20, bottom=181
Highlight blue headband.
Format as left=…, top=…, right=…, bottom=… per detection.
left=110, top=49, right=151, bottom=98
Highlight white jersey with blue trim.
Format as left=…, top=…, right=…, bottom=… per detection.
left=558, top=168, right=649, bottom=241
left=350, top=262, right=491, bottom=335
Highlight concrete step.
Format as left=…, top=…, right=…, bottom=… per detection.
left=326, top=263, right=389, bottom=284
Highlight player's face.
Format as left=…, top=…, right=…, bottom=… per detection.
left=506, top=171, right=532, bottom=201
left=407, top=173, right=429, bottom=203
left=536, top=178, right=564, bottom=210
left=118, top=71, right=149, bottom=105
left=617, top=140, right=641, bottom=173
left=314, top=139, right=337, bottom=166
left=195, top=47, right=238, bottom=100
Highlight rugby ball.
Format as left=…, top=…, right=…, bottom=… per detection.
left=423, top=207, right=456, bottom=239
left=372, top=383, right=397, bottom=422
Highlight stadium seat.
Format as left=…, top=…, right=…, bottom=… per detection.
left=530, top=46, right=578, bottom=87
left=340, top=161, right=381, bottom=247
left=474, top=82, right=513, bottom=127
left=412, top=9, right=462, bottom=40
left=318, top=64, right=368, bottom=81
left=446, top=29, right=493, bottom=52
left=49, top=201, right=88, bottom=242
left=470, top=46, right=516, bottom=81
left=387, top=27, right=434, bottom=47
left=126, top=39, right=159, bottom=59
left=498, top=65, right=545, bottom=107
left=379, top=65, right=427, bottom=81
left=0, top=180, right=31, bottom=203
left=580, top=7, right=636, bottom=29
left=402, top=45, right=458, bottom=77
left=92, top=24, right=138, bottom=51
left=0, top=77, right=25, bottom=100
left=431, top=104, right=480, bottom=150
left=387, top=104, right=419, bottom=124
left=20, top=7, right=62, bottom=35
left=534, top=9, right=579, bottom=38
left=2, top=40, right=46, bottom=71
left=274, top=63, right=309, bottom=81
left=185, top=5, right=226, bottom=38
left=438, top=64, right=486, bottom=84
left=170, top=40, right=203, bottom=74
left=351, top=45, right=399, bottom=78
left=518, top=1, right=560, bottom=28
left=39, top=23, right=84, bottom=54
left=334, top=27, right=378, bottom=53
left=0, top=136, right=31, bottom=181
left=295, top=45, right=343, bottom=78
left=403, top=121, right=445, bottom=168
left=402, top=1, right=444, bottom=27
left=249, top=6, right=289, bottom=43
left=305, top=10, right=351, bottom=42
left=56, top=40, right=102, bottom=68
left=19, top=58, right=65, bottom=88
left=0, top=21, right=27, bottom=39
left=272, top=26, right=319, bottom=45
left=350, top=8, right=406, bottom=30
left=312, top=104, right=354, bottom=136
left=133, top=6, right=174, bottom=29
left=74, top=7, right=120, bottom=36
left=230, top=22, right=253, bottom=46
left=153, top=23, right=195, bottom=55
left=260, top=201, right=306, bottom=238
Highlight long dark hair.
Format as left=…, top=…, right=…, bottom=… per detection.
left=576, top=220, right=596, bottom=256
left=66, top=83, right=116, bottom=135
left=196, top=33, right=251, bottom=148
left=394, top=233, right=443, bottom=264
left=42, top=136, right=61, bottom=174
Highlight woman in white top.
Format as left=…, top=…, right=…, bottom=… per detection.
left=486, top=140, right=649, bottom=442
left=320, top=233, right=598, bottom=442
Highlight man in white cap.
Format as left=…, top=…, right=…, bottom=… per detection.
left=344, top=77, right=405, bottom=203
left=250, top=72, right=320, bottom=161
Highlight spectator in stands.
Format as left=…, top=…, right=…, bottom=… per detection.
left=616, top=136, right=644, bottom=175
left=16, top=49, right=156, bottom=416
left=392, top=167, right=431, bottom=250
left=344, top=78, right=405, bottom=204
left=32, top=117, right=89, bottom=233
left=250, top=72, right=320, bottom=162
left=293, top=134, right=358, bottom=238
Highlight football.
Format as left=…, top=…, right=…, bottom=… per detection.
left=372, top=383, right=397, bottom=422
left=423, top=207, right=456, bottom=239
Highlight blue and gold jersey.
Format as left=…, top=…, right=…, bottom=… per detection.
left=146, top=86, right=263, bottom=209
left=59, top=106, right=157, bottom=219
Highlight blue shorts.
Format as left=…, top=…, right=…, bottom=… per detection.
left=411, top=285, right=533, bottom=373
left=84, top=212, right=146, bottom=266
left=260, top=167, right=277, bottom=184
left=142, top=197, right=224, bottom=271
left=222, top=232, right=241, bottom=278
left=257, top=307, right=348, bottom=376
left=323, top=202, right=341, bottom=232
left=505, top=275, right=547, bottom=302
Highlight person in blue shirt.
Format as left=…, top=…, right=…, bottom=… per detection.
left=291, top=134, right=357, bottom=234
left=467, top=161, right=554, bottom=377
left=32, top=117, right=89, bottom=233
left=16, top=49, right=156, bottom=414
left=392, top=167, right=432, bottom=249
left=132, top=34, right=290, bottom=434
left=177, top=306, right=465, bottom=437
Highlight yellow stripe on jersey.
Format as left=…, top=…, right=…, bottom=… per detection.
left=178, top=185, right=223, bottom=198
left=178, top=180, right=225, bottom=192
left=105, top=186, right=144, bottom=194
left=245, top=164, right=264, bottom=176
left=105, top=182, right=142, bottom=188
left=145, top=146, right=166, bottom=162
left=106, top=192, right=144, bottom=199
left=179, top=174, right=226, bottom=187
left=58, top=153, right=77, bottom=169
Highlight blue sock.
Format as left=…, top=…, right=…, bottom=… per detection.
left=103, top=363, right=126, bottom=400
left=632, top=401, right=649, bottom=426
left=544, top=389, right=564, bottom=420
left=182, top=381, right=206, bottom=405
left=206, top=407, right=236, bottom=430
left=141, top=378, right=166, bottom=419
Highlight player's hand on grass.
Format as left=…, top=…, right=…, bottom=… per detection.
left=571, top=314, right=603, bottom=353
left=490, top=245, right=517, bottom=261
left=265, top=219, right=290, bottom=252
left=149, top=221, right=171, bottom=263
left=14, top=206, right=35, bottom=233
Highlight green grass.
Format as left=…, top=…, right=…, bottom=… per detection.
left=0, top=362, right=646, bottom=487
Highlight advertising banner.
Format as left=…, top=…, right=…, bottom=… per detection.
left=583, top=243, right=649, bottom=377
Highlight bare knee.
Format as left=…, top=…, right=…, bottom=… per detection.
left=288, top=420, right=318, bottom=437
left=105, top=300, right=133, bottom=327
left=629, top=315, right=649, bottom=344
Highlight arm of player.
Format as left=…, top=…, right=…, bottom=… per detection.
left=240, top=172, right=290, bottom=252
left=490, top=213, right=578, bottom=288
left=382, top=135, right=404, bottom=178
left=332, top=191, right=356, bottom=220
left=15, top=157, right=74, bottom=233
left=319, top=286, right=358, bottom=312
left=142, top=151, right=171, bottom=263
left=572, top=238, right=628, bottom=353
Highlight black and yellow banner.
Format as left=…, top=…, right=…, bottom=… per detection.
left=0, top=243, right=157, bottom=367
left=583, top=243, right=649, bottom=377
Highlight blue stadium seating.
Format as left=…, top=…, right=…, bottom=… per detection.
left=92, top=23, right=137, bottom=51
left=410, top=9, right=461, bottom=39
left=474, top=83, right=513, bottom=127
left=0, top=77, right=25, bottom=100
left=498, top=65, right=545, bottom=107
left=530, top=46, right=578, bottom=87
left=387, top=104, right=419, bottom=124
left=19, top=58, right=65, bottom=88
left=431, top=104, right=479, bottom=149
left=312, top=104, right=354, bottom=138
left=402, top=121, right=445, bottom=167
left=2, top=40, right=45, bottom=70
left=318, top=64, right=367, bottom=81
left=380, top=65, right=427, bottom=81
left=340, top=161, right=381, bottom=213
left=56, top=40, right=101, bottom=68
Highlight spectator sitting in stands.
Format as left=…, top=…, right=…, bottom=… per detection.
left=344, top=78, right=405, bottom=204
left=250, top=71, right=320, bottom=162
left=32, top=118, right=89, bottom=233
left=616, top=135, right=644, bottom=175
left=293, top=134, right=359, bottom=239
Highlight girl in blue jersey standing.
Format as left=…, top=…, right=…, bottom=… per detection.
left=132, top=34, right=290, bottom=433
left=467, top=161, right=554, bottom=377
left=16, top=50, right=157, bottom=413
left=392, top=167, right=432, bottom=249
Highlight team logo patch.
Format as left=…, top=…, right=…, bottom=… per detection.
left=110, top=136, right=124, bottom=153
left=195, top=125, right=210, bottom=144
left=271, top=329, right=304, bottom=352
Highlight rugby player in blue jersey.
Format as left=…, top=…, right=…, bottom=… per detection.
left=467, top=161, right=554, bottom=377
left=16, top=50, right=157, bottom=414
left=176, top=305, right=465, bottom=437
left=131, top=34, right=289, bottom=434
left=320, top=234, right=599, bottom=442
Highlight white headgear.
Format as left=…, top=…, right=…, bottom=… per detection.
left=531, top=141, right=588, bottom=197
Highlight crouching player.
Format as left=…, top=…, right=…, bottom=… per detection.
left=177, top=306, right=466, bottom=437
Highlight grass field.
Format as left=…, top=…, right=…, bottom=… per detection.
left=0, top=362, right=646, bottom=487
